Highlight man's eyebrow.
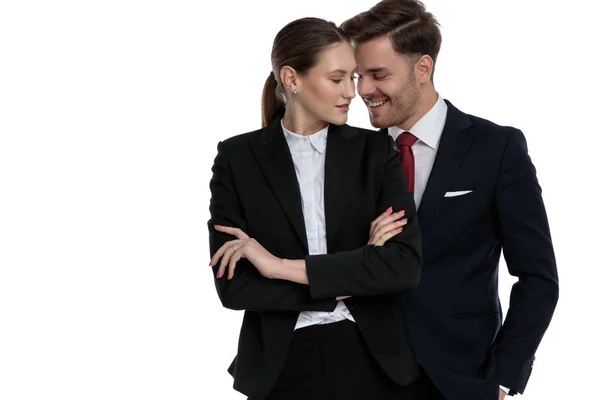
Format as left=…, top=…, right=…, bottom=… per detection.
left=365, top=68, right=390, bottom=74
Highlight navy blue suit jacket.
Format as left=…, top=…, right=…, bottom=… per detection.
left=397, top=100, right=558, bottom=399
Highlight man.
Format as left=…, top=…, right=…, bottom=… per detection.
left=340, top=1, right=559, bottom=399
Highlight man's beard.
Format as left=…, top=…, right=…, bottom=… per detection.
left=368, top=71, right=420, bottom=129
left=386, top=79, right=419, bottom=129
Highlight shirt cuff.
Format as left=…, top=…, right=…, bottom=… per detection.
left=500, top=385, right=515, bottom=396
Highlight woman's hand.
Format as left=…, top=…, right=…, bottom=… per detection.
left=209, top=225, right=283, bottom=280
left=368, top=207, right=407, bottom=246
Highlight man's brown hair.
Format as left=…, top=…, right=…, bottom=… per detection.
left=340, top=0, right=442, bottom=78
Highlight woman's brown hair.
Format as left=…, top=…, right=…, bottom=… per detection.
left=261, top=17, right=347, bottom=127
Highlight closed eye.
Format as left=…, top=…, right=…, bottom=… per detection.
left=332, top=76, right=355, bottom=84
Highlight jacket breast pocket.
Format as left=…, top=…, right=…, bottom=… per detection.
left=443, top=189, right=476, bottom=199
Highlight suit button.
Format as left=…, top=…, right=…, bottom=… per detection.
left=530, top=356, right=536, bottom=367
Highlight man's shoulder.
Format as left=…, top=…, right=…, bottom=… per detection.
left=448, top=101, right=522, bottom=140
left=467, top=113, right=520, bottom=138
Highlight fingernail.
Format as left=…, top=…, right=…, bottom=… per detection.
left=386, top=207, right=392, bottom=212
left=397, top=227, right=403, bottom=232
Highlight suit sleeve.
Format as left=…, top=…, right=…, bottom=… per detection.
left=305, top=136, right=422, bottom=298
left=492, top=129, right=559, bottom=394
left=208, top=141, right=337, bottom=312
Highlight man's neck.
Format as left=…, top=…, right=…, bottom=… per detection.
left=398, top=88, right=438, bottom=131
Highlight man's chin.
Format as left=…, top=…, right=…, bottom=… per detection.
left=369, top=115, right=388, bottom=129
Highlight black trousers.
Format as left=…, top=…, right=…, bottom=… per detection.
left=256, top=320, right=419, bottom=400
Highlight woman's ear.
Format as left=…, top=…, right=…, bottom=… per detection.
left=280, top=66, right=299, bottom=94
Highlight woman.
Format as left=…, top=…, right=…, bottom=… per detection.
left=208, top=17, right=422, bottom=400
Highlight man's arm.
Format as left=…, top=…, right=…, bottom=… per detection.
left=493, top=129, right=559, bottom=394
left=208, top=141, right=337, bottom=312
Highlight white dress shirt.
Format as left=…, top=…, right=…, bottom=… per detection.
left=388, top=96, right=513, bottom=396
left=281, top=121, right=356, bottom=331
left=388, top=94, right=448, bottom=209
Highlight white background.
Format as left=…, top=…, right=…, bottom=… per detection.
left=0, top=1, right=598, bottom=399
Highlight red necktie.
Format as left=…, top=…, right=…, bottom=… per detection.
left=396, top=132, right=418, bottom=192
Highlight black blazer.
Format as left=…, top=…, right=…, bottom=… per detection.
left=208, top=116, right=422, bottom=399
left=398, top=101, right=559, bottom=399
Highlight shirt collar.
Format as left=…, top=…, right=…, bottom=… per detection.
left=281, top=121, right=328, bottom=154
left=388, top=94, right=448, bottom=150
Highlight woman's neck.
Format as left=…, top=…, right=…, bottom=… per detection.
left=282, top=109, right=327, bottom=136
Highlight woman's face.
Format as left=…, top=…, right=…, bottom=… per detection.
left=294, top=41, right=357, bottom=126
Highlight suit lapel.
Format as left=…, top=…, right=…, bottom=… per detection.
left=250, top=117, right=309, bottom=252
left=324, top=124, right=365, bottom=249
left=418, top=101, right=473, bottom=219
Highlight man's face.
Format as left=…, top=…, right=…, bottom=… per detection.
left=354, top=35, right=420, bottom=129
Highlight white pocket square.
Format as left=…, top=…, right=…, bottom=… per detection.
left=444, top=190, right=473, bottom=197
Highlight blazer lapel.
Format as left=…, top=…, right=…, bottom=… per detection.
left=418, top=101, right=473, bottom=219
left=324, top=124, right=365, bottom=249
left=250, top=117, right=309, bottom=252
